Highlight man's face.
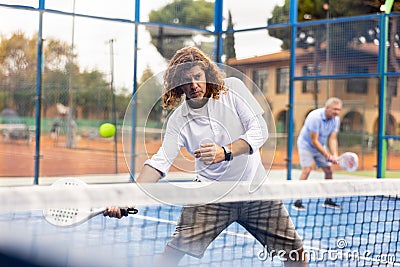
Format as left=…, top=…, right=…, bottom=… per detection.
left=325, top=103, right=342, bottom=119
left=181, top=65, right=207, bottom=100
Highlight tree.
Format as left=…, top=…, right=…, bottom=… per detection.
left=136, top=66, right=164, bottom=126
left=45, top=39, right=73, bottom=71
left=268, top=0, right=381, bottom=50
left=74, top=70, right=110, bottom=119
left=267, top=0, right=291, bottom=50
left=224, top=10, right=236, bottom=61
left=115, top=87, right=131, bottom=121
left=0, top=32, right=36, bottom=113
left=0, top=32, right=130, bottom=121
left=42, top=38, right=75, bottom=116
left=0, top=32, right=78, bottom=116
left=42, top=69, right=69, bottom=116
left=147, top=0, right=214, bottom=59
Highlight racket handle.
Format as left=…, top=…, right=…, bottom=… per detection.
left=120, top=207, right=138, bottom=216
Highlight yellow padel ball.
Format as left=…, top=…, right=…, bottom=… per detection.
left=98, top=123, right=116, bottom=138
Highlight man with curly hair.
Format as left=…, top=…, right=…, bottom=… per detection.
left=105, top=46, right=305, bottom=266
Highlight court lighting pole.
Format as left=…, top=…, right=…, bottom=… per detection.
left=66, top=0, right=76, bottom=149
left=109, top=39, right=118, bottom=174
left=130, top=0, right=140, bottom=182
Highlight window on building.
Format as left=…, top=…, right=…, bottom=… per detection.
left=302, top=64, right=321, bottom=93
left=276, top=67, right=289, bottom=94
left=276, top=111, right=289, bottom=133
left=346, top=66, right=368, bottom=94
left=252, top=69, right=268, bottom=93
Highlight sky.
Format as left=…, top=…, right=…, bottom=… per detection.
left=0, top=0, right=284, bottom=91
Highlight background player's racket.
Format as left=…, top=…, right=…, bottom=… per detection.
left=43, top=178, right=137, bottom=227
left=338, top=152, right=358, bottom=172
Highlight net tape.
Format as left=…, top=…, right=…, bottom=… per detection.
left=0, top=178, right=399, bottom=267
left=1, top=178, right=399, bottom=212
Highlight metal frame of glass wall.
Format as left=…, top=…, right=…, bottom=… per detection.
left=0, top=0, right=397, bottom=183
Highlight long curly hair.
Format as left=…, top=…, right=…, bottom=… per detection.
left=162, top=46, right=226, bottom=109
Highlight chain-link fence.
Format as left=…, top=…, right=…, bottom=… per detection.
left=0, top=0, right=399, bottom=182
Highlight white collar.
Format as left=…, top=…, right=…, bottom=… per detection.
left=181, top=98, right=211, bottom=117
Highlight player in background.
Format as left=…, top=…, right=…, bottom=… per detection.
left=293, top=97, right=342, bottom=211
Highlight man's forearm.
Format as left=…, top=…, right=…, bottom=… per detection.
left=329, top=138, right=338, bottom=157
left=312, top=140, right=330, bottom=158
left=227, top=138, right=252, bottom=157
left=136, top=164, right=163, bottom=183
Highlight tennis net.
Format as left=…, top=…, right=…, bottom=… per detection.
left=0, top=177, right=399, bottom=267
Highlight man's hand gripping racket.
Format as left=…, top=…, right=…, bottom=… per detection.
left=43, top=178, right=138, bottom=227
left=337, top=152, right=359, bottom=172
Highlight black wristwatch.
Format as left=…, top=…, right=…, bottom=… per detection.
left=222, top=146, right=233, bottom=161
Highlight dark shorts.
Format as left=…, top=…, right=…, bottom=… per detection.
left=167, top=200, right=303, bottom=258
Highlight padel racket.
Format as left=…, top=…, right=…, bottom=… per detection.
left=43, top=178, right=137, bottom=227
left=338, top=152, right=358, bottom=172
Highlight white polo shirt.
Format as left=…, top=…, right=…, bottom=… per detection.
left=145, top=77, right=268, bottom=182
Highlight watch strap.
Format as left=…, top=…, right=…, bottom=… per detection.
left=222, top=146, right=233, bottom=161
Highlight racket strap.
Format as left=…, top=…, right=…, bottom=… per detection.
left=121, top=207, right=138, bottom=216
